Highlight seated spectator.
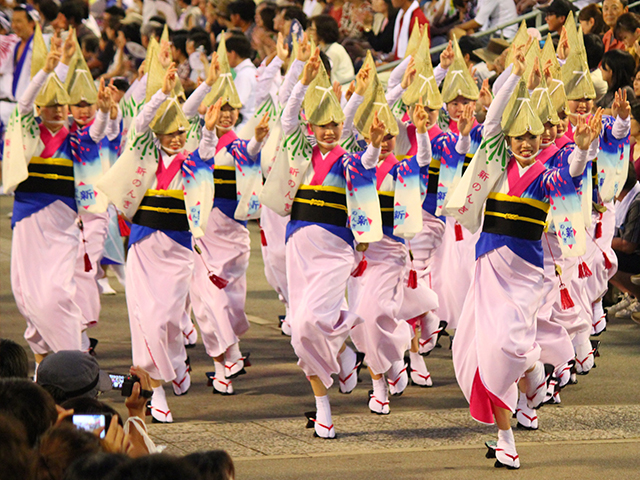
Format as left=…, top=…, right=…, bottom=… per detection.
left=450, top=0, right=517, bottom=41
left=176, top=0, right=205, bottom=30
left=35, top=350, right=112, bottom=404
left=0, top=338, right=29, bottom=378
left=252, top=1, right=278, bottom=62
left=52, top=1, right=96, bottom=41
left=336, top=0, right=372, bottom=40
left=0, top=378, right=58, bottom=448
left=188, top=30, right=214, bottom=82
left=273, top=6, right=308, bottom=37
left=38, top=0, right=59, bottom=35
left=362, top=0, right=397, bottom=54
left=111, top=454, right=202, bottom=480
left=579, top=3, right=607, bottom=36
left=584, top=33, right=608, bottom=101
left=185, top=451, right=235, bottom=480
left=81, top=36, right=101, bottom=77
left=103, top=6, right=126, bottom=24
left=140, top=21, right=165, bottom=49
left=610, top=164, right=640, bottom=316
left=226, top=34, right=257, bottom=131
left=63, top=453, right=129, bottom=480
left=615, top=12, right=640, bottom=65
left=428, top=0, right=470, bottom=49
left=308, top=15, right=354, bottom=84
left=0, top=414, right=35, bottom=480
left=603, top=0, right=628, bottom=52
left=228, top=0, right=257, bottom=39
left=597, top=49, right=637, bottom=110
left=630, top=102, right=640, bottom=179
left=472, top=37, right=510, bottom=79
left=35, top=424, right=103, bottom=480
left=458, top=35, right=493, bottom=85
left=391, top=0, right=428, bottom=59
left=171, top=33, right=195, bottom=93
left=541, top=0, right=578, bottom=34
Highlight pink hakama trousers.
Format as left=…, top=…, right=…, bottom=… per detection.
left=585, top=203, right=617, bottom=303
left=126, top=231, right=193, bottom=382
left=286, top=225, right=362, bottom=388
left=73, top=212, right=109, bottom=327
left=536, top=233, right=580, bottom=367
left=431, top=220, right=479, bottom=330
left=12, top=201, right=84, bottom=354
left=260, top=206, right=289, bottom=308
left=348, top=237, right=413, bottom=375
left=453, top=246, right=543, bottom=421
left=190, top=208, right=251, bottom=358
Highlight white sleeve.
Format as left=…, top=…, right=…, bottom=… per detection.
left=199, top=127, right=218, bottom=161
left=235, top=69, right=256, bottom=111
left=341, top=92, right=364, bottom=140
left=54, top=62, right=69, bottom=84
left=134, top=90, right=169, bottom=134
left=455, top=134, right=471, bottom=155
left=18, top=70, right=49, bottom=116
left=434, top=64, right=448, bottom=85
left=278, top=59, right=305, bottom=108
left=613, top=115, right=631, bottom=140
left=281, top=81, right=308, bottom=136
left=132, top=74, right=148, bottom=104
left=417, top=131, right=432, bottom=167
left=388, top=55, right=412, bottom=91
left=484, top=73, right=520, bottom=138
left=183, top=82, right=211, bottom=119
left=255, top=56, right=284, bottom=108
left=386, top=83, right=405, bottom=108
left=106, top=111, right=123, bottom=141
left=247, top=137, right=264, bottom=160
left=89, top=110, right=109, bottom=143
left=568, top=145, right=589, bottom=177
left=361, top=144, right=381, bottom=170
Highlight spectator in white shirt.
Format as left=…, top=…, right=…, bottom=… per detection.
left=226, top=34, right=257, bottom=132
left=308, top=14, right=355, bottom=85
left=450, top=0, right=518, bottom=40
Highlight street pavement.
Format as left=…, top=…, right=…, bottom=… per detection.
left=1, top=195, right=639, bottom=479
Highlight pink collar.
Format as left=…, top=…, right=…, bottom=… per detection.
left=428, top=124, right=443, bottom=141
left=310, top=145, right=346, bottom=186
left=216, top=130, right=238, bottom=154
left=405, top=124, right=417, bottom=157
left=506, top=157, right=546, bottom=197
left=537, top=144, right=559, bottom=165
left=156, top=151, right=187, bottom=190
left=376, top=154, right=398, bottom=190
left=39, top=124, right=69, bottom=158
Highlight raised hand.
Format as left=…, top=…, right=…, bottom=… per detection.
left=276, top=32, right=289, bottom=62
left=588, top=107, right=604, bottom=143
left=512, top=43, right=527, bottom=77
left=97, top=78, right=112, bottom=113
left=458, top=103, right=475, bottom=136
left=297, top=32, right=312, bottom=63
left=107, top=79, right=120, bottom=119
left=162, top=62, right=178, bottom=95
left=44, top=35, right=62, bottom=73
left=543, top=59, right=554, bottom=83
left=205, top=98, right=223, bottom=131
left=369, top=111, right=386, bottom=148
left=159, top=39, right=172, bottom=69
left=205, top=52, right=220, bottom=86
left=255, top=113, right=270, bottom=142
left=300, top=48, right=321, bottom=85
left=101, top=415, right=131, bottom=454
left=574, top=114, right=592, bottom=151
left=413, top=97, right=429, bottom=134
left=557, top=27, right=570, bottom=61
left=355, top=63, right=372, bottom=96
left=478, top=78, right=492, bottom=109
left=345, top=80, right=356, bottom=101
left=440, top=41, right=454, bottom=69
left=138, top=60, right=146, bottom=79
left=62, top=27, right=76, bottom=65
left=612, top=88, right=630, bottom=120
left=401, top=57, right=417, bottom=90
left=527, top=57, right=542, bottom=91
left=332, top=80, right=342, bottom=101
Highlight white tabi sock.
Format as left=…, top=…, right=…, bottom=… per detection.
left=338, top=345, right=358, bottom=393
left=314, top=395, right=335, bottom=437
left=214, top=360, right=226, bottom=379
left=225, top=343, right=242, bottom=362
left=498, top=428, right=515, bottom=449
left=369, top=376, right=390, bottom=414
left=213, top=360, right=233, bottom=394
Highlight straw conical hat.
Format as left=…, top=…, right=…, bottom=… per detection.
left=33, top=26, right=70, bottom=107
left=531, top=76, right=560, bottom=125
left=501, top=78, right=545, bottom=137
left=65, top=31, right=98, bottom=105
left=505, top=20, right=529, bottom=68
left=402, top=30, right=443, bottom=110
left=440, top=35, right=479, bottom=103
left=404, top=18, right=422, bottom=59
left=203, top=34, right=242, bottom=109
left=302, top=55, right=345, bottom=125
left=30, top=23, right=47, bottom=79
left=541, top=33, right=567, bottom=112
left=561, top=25, right=595, bottom=100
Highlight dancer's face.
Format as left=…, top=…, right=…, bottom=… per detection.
left=556, top=110, right=568, bottom=137
left=447, top=96, right=475, bottom=122
left=159, top=130, right=187, bottom=153
left=312, top=121, right=344, bottom=152
left=509, top=132, right=541, bottom=166
left=567, top=98, right=593, bottom=118
left=217, top=103, right=239, bottom=131
left=70, top=102, right=97, bottom=126
left=380, top=134, right=396, bottom=159
left=40, top=104, right=69, bottom=131
left=541, top=121, right=558, bottom=147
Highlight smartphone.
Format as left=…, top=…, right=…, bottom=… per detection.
left=109, top=374, right=126, bottom=390
left=72, top=414, right=107, bottom=439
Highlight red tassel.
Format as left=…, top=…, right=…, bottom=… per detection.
left=603, top=252, right=612, bottom=270
left=578, top=260, right=592, bottom=278
left=351, top=257, right=367, bottom=277
left=595, top=221, right=602, bottom=239
left=118, top=215, right=131, bottom=237
left=260, top=228, right=267, bottom=247
left=455, top=222, right=464, bottom=241
left=209, top=274, right=229, bottom=289
left=560, top=282, right=574, bottom=310
left=83, top=252, right=92, bottom=272
left=408, top=269, right=418, bottom=289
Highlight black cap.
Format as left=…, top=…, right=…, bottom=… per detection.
left=36, top=351, right=112, bottom=400
left=540, top=0, right=578, bottom=17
